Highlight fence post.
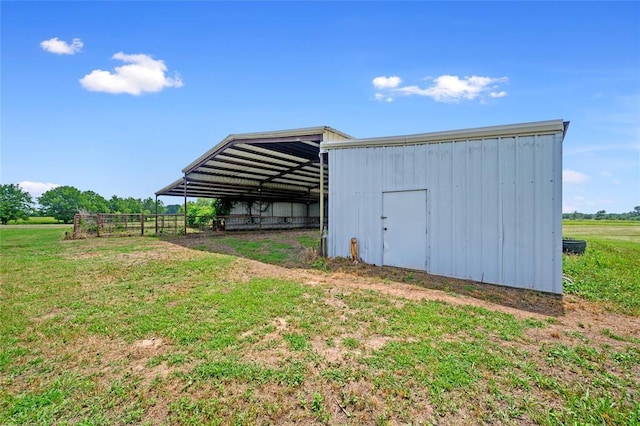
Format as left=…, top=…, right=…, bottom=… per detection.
left=141, top=213, right=145, bottom=236
left=96, top=214, right=101, bottom=237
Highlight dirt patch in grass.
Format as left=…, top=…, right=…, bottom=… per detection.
left=166, top=230, right=640, bottom=421
left=167, top=230, right=315, bottom=267
left=223, top=256, right=554, bottom=324
left=169, top=229, right=640, bottom=356
left=4, top=227, right=637, bottom=425
left=63, top=238, right=209, bottom=265
left=170, top=230, right=565, bottom=317
left=71, top=335, right=174, bottom=380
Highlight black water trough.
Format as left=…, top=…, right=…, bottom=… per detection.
left=563, top=239, right=587, bottom=255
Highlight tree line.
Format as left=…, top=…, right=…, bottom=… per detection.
left=563, top=207, right=640, bottom=221
left=4, top=182, right=638, bottom=225
left=0, top=184, right=180, bottom=225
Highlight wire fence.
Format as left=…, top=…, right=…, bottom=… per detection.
left=73, top=214, right=153, bottom=238
left=72, top=214, right=321, bottom=238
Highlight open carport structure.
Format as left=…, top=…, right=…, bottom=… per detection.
left=156, top=126, right=352, bottom=231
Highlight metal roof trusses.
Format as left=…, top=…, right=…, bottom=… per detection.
left=156, top=126, right=352, bottom=201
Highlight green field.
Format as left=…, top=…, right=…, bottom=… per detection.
left=5, top=217, right=63, bottom=225
left=1, top=224, right=638, bottom=424
left=563, top=219, right=640, bottom=243
left=562, top=220, right=640, bottom=315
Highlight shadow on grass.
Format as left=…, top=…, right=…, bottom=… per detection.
left=164, top=229, right=565, bottom=317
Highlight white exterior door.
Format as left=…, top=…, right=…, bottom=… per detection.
left=382, top=190, right=428, bottom=270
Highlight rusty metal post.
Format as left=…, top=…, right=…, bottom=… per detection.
left=155, top=195, right=158, bottom=235
left=319, top=151, right=327, bottom=257
left=259, top=186, right=263, bottom=232
left=183, top=174, right=187, bottom=235
left=319, top=152, right=324, bottom=235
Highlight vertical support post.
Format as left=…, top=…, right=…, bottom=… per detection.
left=96, top=214, right=101, bottom=237
left=155, top=195, right=158, bottom=235
left=319, top=152, right=324, bottom=234
left=183, top=174, right=188, bottom=235
left=258, top=186, right=263, bottom=232
left=141, top=213, right=145, bottom=236
left=319, top=151, right=327, bottom=257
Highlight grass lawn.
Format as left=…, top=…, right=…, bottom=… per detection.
left=562, top=220, right=640, bottom=315
left=1, top=225, right=638, bottom=424
left=6, top=217, right=63, bottom=225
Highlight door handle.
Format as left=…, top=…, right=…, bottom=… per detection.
left=381, top=216, right=387, bottom=219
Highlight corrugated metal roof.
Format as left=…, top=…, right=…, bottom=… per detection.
left=156, top=126, right=353, bottom=201
left=320, top=120, right=569, bottom=150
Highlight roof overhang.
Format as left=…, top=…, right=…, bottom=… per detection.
left=320, top=120, right=569, bottom=151
left=156, top=126, right=352, bottom=201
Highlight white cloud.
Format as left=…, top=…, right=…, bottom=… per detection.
left=80, top=52, right=183, bottom=95
left=599, top=171, right=621, bottom=185
left=372, top=76, right=402, bottom=89
left=563, top=169, right=589, bottom=184
left=18, top=181, right=60, bottom=199
left=374, top=93, right=393, bottom=103
left=372, top=74, right=508, bottom=103
left=563, top=195, right=585, bottom=213
left=40, top=37, right=83, bottom=55
left=562, top=195, right=617, bottom=214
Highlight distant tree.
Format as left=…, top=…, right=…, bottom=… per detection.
left=124, top=197, right=143, bottom=213
left=108, top=195, right=123, bottom=213
left=0, top=184, right=34, bottom=224
left=179, top=198, right=216, bottom=227
left=108, top=196, right=143, bottom=214
left=83, top=191, right=109, bottom=213
left=564, top=208, right=640, bottom=221
left=142, top=197, right=164, bottom=214
left=39, top=186, right=84, bottom=223
left=165, top=204, right=181, bottom=214
left=214, top=198, right=235, bottom=216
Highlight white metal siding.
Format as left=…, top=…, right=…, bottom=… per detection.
left=272, top=202, right=293, bottom=217
left=309, top=203, right=320, bottom=217
left=327, top=132, right=563, bottom=293
left=229, top=201, right=314, bottom=218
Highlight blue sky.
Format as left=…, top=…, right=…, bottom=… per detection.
left=1, top=1, right=638, bottom=213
